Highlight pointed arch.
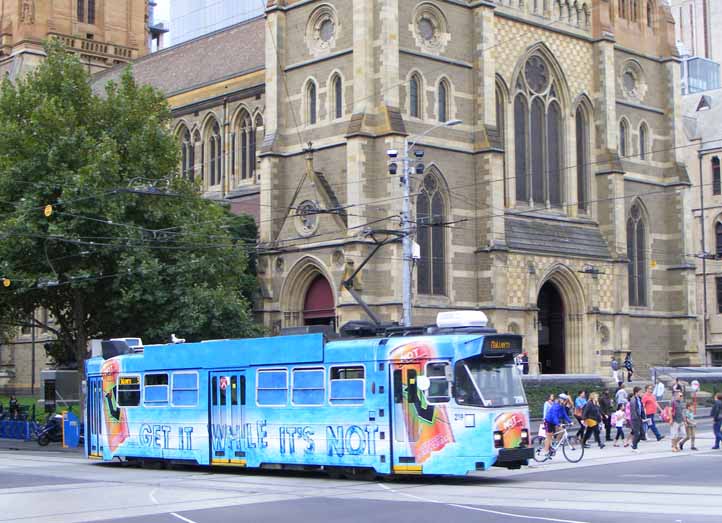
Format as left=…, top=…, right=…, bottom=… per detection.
left=575, top=103, right=590, bottom=212
left=627, top=198, right=649, bottom=307
left=202, top=114, right=223, bottom=188
left=305, top=78, right=318, bottom=125
left=416, top=167, right=448, bottom=296
left=712, top=156, right=720, bottom=196
left=329, top=72, right=343, bottom=120
left=639, top=121, right=649, bottom=160
left=409, top=71, right=423, bottom=118
left=511, top=46, right=568, bottom=209
left=437, top=77, right=450, bottom=122
left=279, top=256, right=337, bottom=328
left=176, top=124, right=194, bottom=181
left=619, top=117, right=630, bottom=158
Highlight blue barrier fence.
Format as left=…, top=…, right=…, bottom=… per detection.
left=0, top=420, right=39, bottom=440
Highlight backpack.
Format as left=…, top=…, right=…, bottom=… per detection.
left=661, top=405, right=673, bottom=423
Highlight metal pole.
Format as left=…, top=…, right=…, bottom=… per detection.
left=401, top=137, right=412, bottom=327
left=699, top=153, right=709, bottom=363
left=31, top=313, right=36, bottom=397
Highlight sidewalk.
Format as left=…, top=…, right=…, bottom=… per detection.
left=0, top=438, right=82, bottom=453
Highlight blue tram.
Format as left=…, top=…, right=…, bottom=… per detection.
left=85, top=311, right=534, bottom=476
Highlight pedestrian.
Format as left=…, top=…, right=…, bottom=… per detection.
left=521, top=352, right=529, bottom=375
left=711, top=392, right=722, bottom=450
left=630, top=386, right=644, bottom=452
left=8, top=395, right=19, bottom=419
left=623, top=400, right=634, bottom=447
left=615, top=384, right=628, bottom=407
left=613, top=403, right=626, bottom=446
left=653, top=378, right=665, bottom=402
left=574, top=390, right=588, bottom=440
left=672, top=378, right=685, bottom=399
left=542, top=393, right=555, bottom=421
left=582, top=392, right=605, bottom=449
left=669, top=391, right=686, bottom=452
left=642, top=384, right=664, bottom=441
left=610, top=355, right=620, bottom=384
left=600, top=390, right=613, bottom=442
left=679, top=401, right=698, bottom=451
left=543, top=393, right=572, bottom=455
left=624, top=352, right=634, bottom=383
left=514, top=353, right=524, bottom=374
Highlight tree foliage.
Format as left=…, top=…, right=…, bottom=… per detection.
left=0, top=41, right=261, bottom=367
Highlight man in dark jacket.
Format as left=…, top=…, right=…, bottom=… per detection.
left=630, top=386, right=644, bottom=451
left=712, top=393, right=722, bottom=450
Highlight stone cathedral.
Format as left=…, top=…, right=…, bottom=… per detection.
left=94, top=0, right=702, bottom=375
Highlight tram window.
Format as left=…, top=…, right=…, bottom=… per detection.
left=231, top=376, right=238, bottom=405
left=220, top=377, right=227, bottom=406
left=240, top=375, right=246, bottom=405
left=144, top=373, right=169, bottom=405
left=211, top=376, right=218, bottom=405
left=393, top=370, right=403, bottom=404
left=117, top=375, right=140, bottom=407
left=425, top=362, right=450, bottom=403
left=257, top=369, right=288, bottom=406
left=292, top=368, right=325, bottom=405
left=171, top=372, right=198, bottom=406
left=329, top=365, right=365, bottom=405
left=407, top=369, right=418, bottom=404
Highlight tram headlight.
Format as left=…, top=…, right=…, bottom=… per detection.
left=493, top=431, right=504, bottom=448
left=520, top=429, right=530, bottom=446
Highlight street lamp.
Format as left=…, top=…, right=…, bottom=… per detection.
left=391, top=119, right=462, bottom=327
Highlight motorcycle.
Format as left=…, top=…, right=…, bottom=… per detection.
left=36, top=414, right=63, bottom=446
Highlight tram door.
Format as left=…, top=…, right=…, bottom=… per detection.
left=86, top=377, right=104, bottom=458
left=391, top=366, right=422, bottom=468
left=209, top=371, right=246, bottom=465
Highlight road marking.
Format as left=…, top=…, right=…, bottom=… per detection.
left=149, top=488, right=159, bottom=505
left=620, top=474, right=669, bottom=478
left=171, top=513, right=198, bottom=523
left=377, top=483, right=392, bottom=491
left=394, top=489, right=591, bottom=523
left=448, top=503, right=591, bottom=523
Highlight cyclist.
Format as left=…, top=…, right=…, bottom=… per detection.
left=544, top=393, right=572, bottom=455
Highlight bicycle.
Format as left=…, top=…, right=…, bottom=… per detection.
left=532, top=424, right=584, bottom=463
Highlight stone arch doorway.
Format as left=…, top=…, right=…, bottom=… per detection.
left=538, top=281, right=565, bottom=374
left=535, top=265, right=587, bottom=374
left=303, top=274, right=336, bottom=329
left=279, top=257, right=337, bottom=330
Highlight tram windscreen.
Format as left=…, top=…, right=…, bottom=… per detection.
left=454, top=356, right=527, bottom=407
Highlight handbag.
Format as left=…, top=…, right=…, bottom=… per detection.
left=574, top=407, right=583, bottom=417
left=584, top=418, right=598, bottom=428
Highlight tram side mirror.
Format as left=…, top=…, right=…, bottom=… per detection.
left=416, top=375, right=431, bottom=392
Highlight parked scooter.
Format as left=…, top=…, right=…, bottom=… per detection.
left=36, top=414, right=63, bottom=446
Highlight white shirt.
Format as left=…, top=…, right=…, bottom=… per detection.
left=653, top=382, right=665, bottom=398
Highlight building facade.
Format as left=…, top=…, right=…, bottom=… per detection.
left=0, top=0, right=149, bottom=80
left=94, top=0, right=701, bottom=376
left=682, top=88, right=722, bottom=367
left=169, top=0, right=263, bottom=45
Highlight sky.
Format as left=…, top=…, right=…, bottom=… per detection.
left=154, top=0, right=172, bottom=45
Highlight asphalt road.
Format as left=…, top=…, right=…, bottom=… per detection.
left=0, top=425, right=720, bottom=523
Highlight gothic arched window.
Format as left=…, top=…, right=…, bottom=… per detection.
left=438, top=80, right=449, bottom=122
left=627, top=202, right=648, bottom=306
left=713, top=157, right=721, bottom=196
left=647, top=1, right=654, bottom=28
left=307, top=82, right=317, bottom=125
left=239, top=112, right=252, bottom=181
left=417, top=173, right=445, bottom=296
left=410, top=74, right=421, bottom=118
left=332, top=75, right=343, bottom=119
left=619, top=119, right=629, bottom=157
left=207, top=120, right=222, bottom=187
left=253, top=114, right=263, bottom=180
left=514, top=55, right=564, bottom=207
left=575, top=107, right=589, bottom=212
left=180, top=127, right=194, bottom=181
left=716, top=222, right=722, bottom=256
left=639, top=123, right=648, bottom=160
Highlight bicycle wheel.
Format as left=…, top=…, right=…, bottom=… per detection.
left=562, top=437, right=584, bottom=463
left=532, top=436, right=548, bottom=463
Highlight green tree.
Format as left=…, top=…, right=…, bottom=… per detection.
left=0, top=41, right=261, bottom=368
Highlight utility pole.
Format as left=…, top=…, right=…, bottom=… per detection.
left=391, top=119, right=462, bottom=327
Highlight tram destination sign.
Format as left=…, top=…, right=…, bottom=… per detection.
left=481, top=335, right=522, bottom=357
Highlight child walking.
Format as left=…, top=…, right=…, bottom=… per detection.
left=679, top=401, right=698, bottom=451
left=613, top=403, right=626, bottom=446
